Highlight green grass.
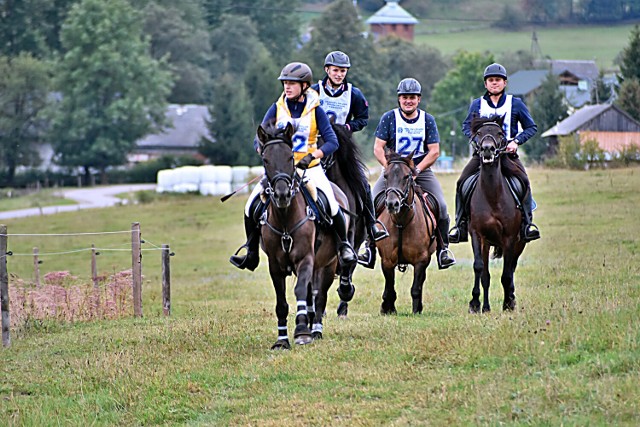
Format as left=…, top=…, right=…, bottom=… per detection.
left=415, top=24, right=634, bottom=72
left=0, top=188, right=76, bottom=212
left=1, top=167, right=639, bottom=425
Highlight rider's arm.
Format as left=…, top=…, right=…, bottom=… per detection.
left=314, top=107, right=338, bottom=159
left=461, top=98, right=481, bottom=139
left=416, top=143, right=440, bottom=171
left=417, top=114, right=441, bottom=171
left=373, top=111, right=395, bottom=168
left=373, top=137, right=388, bottom=168
left=347, top=87, right=369, bottom=132
left=512, top=98, right=538, bottom=144
left=254, top=104, right=277, bottom=151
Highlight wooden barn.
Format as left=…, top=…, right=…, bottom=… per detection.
left=365, top=0, right=419, bottom=42
left=541, top=103, right=640, bottom=156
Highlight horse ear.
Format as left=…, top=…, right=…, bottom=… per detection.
left=283, top=122, right=295, bottom=140
left=256, top=124, right=268, bottom=146
left=499, top=114, right=506, bottom=127
left=407, top=151, right=416, bottom=168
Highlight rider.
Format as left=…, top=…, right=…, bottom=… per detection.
left=311, top=50, right=388, bottom=268
left=370, top=78, right=456, bottom=270
left=230, top=62, right=357, bottom=271
left=448, top=63, right=540, bottom=244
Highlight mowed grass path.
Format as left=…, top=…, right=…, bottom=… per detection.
left=1, top=168, right=639, bottom=425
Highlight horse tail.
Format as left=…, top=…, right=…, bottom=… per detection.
left=332, top=124, right=369, bottom=207
left=492, top=246, right=503, bottom=259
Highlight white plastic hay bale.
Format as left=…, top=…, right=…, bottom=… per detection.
left=156, top=169, right=176, bottom=193
left=214, top=182, right=232, bottom=195
left=249, top=166, right=264, bottom=177
left=199, top=182, right=217, bottom=196
left=172, top=166, right=201, bottom=193
left=199, top=165, right=218, bottom=184
left=232, top=165, right=250, bottom=184
left=213, top=165, right=233, bottom=183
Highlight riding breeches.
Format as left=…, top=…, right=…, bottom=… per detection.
left=244, top=166, right=340, bottom=216
left=372, top=167, right=449, bottom=219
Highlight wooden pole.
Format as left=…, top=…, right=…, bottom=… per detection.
left=131, top=222, right=142, bottom=317
left=162, top=244, right=171, bottom=316
left=33, top=247, right=40, bottom=288
left=91, top=244, right=99, bottom=316
left=1, top=225, right=10, bottom=347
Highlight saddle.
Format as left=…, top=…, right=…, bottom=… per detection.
left=374, top=187, right=437, bottom=235
left=460, top=172, right=526, bottom=212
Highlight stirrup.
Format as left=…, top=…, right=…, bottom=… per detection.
left=372, top=220, right=389, bottom=241
left=448, top=226, right=467, bottom=244
left=437, top=248, right=456, bottom=270
left=229, top=244, right=259, bottom=271
left=357, top=247, right=376, bottom=269
left=523, top=223, right=540, bottom=242
left=338, top=242, right=357, bottom=266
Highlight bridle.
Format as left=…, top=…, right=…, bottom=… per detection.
left=384, top=159, right=416, bottom=211
left=471, top=121, right=507, bottom=164
left=260, top=138, right=299, bottom=201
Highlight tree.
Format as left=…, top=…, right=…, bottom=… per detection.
left=616, top=78, right=640, bottom=121
left=209, top=14, right=262, bottom=80
left=48, top=0, right=172, bottom=184
left=527, top=73, right=567, bottom=162
left=430, top=51, right=492, bottom=157
left=0, top=54, right=51, bottom=185
left=616, top=25, right=640, bottom=121
left=244, top=50, right=282, bottom=128
left=199, top=74, right=259, bottom=166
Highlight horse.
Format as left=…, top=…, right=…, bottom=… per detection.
left=322, top=122, right=369, bottom=317
left=376, top=150, right=438, bottom=315
left=467, top=114, right=526, bottom=313
left=256, top=120, right=349, bottom=349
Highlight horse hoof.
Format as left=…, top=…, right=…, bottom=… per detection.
left=294, top=334, right=313, bottom=345
left=380, top=306, right=397, bottom=315
left=337, top=284, right=355, bottom=302
left=337, top=301, right=349, bottom=318
left=312, top=331, right=323, bottom=340
left=468, top=304, right=481, bottom=314
left=270, top=340, right=291, bottom=350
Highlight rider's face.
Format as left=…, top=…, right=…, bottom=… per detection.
left=484, top=77, right=507, bottom=95
left=398, top=94, right=420, bottom=115
left=283, top=81, right=304, bottom=99
left=325, top=65, right=348, bottom=87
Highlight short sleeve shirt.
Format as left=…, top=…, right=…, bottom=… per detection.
left=375, top=109, right=440, bottom=162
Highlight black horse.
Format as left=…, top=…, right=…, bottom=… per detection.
left=322, top=123, right=370, bottom=317
left=256, top=121, right=350, bottom=349
left=467, top=115, right=526, bottom=313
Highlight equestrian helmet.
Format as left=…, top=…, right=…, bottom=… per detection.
left=397, top=78, right=422, bottom=96
left=278, top=62, right=313, bottom=84
left=483, top=63, right=508, bottom=80
left=324, top=51, right=351, bottom=68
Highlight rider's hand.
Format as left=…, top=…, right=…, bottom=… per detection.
left=506, top=140, right=519, bottom=153
left=296, top=153, right=315, bottom=170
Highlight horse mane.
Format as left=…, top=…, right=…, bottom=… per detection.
left=386, top=150, right=413, bottom=168
left=470, top=114, right=505, bottom=134
left=331, top=124, right=369, bottom=201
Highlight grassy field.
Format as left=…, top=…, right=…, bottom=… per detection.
left=1, top=167, right=639, bottom=425
left=415, top=23, right=634, bottom=72
left=0, top=188, right=75, bottom=212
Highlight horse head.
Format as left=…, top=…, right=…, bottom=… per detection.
left=257, top=120, right=297, bottom=209
left=470, top=114, right=507, bottom=165
left=383, top=149, right=416, bottom=215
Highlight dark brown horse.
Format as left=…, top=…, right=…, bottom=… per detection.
left=467, top=115, right=526, bottom=313
left=256, top=121, right=348, bottom=349
left=322, top=122, right=369, bottom=317
left=377, top=150, right=438, bottom=315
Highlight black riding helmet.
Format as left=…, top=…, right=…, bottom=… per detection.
left=483, top=63, right=508, bottom=80
left=324, top=51, right=351, bottom=69
left=397, top=78, right=422, bottom=96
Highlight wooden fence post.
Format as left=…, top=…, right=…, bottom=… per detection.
left=162, top=244, right=171, bottom=316
left=131, top=222, right=142, bottom=317
left=91, top=244, right=100, bottom=316
left=1, top=225, right=10, bottom=347
left=33, top=247, right=40, bottom=288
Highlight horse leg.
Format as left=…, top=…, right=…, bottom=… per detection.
left=411, top=262, right=428, bottom=314
left=336, top=263, right=356, bottom=316
left=312, top=264, right=335, bottom=340
left=469, top=234, right=483, bottom=313
left=293, top=258, right=314, bottom=345
left=481, top=242, right=492, bottom=313
left=380, top=265, right=397, bottom=315
left=269, top=270, right=290, bottom=350
left=501, top=246, right=520, bottom=311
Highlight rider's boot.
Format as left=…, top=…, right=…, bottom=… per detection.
left=357, top=238, right=377, bottom=269
left=437, top=217, right=456, bottom=270
left=364, top=186, right=388, bottom=242
left=332, top=208, right=357, bottom=266
left=448, top=189, right=468, bottom=243
left=229, top=201, right=263, bottom=271
left=521, top=191, right=540, bottom=242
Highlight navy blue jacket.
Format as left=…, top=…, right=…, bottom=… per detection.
left=311, top=77, right=369, bottom=132
left=462, top=92, right=537, bottom=144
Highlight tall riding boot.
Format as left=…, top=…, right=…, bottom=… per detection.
left=230, top=203, right=262, bottom=271
left=448, top=189, right=468, bottom=243
left=437, top=217, right=456, bottom=270
left=521, top=190, right=540, bottom=242
left=364, top=186, right=388, bottom=242
left=332, top=208, right=357, bottom=266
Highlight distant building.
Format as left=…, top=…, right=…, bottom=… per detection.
left=365, top=0, right=419, bottom=42
left=541, top=103, right=640, bottom=156
left=131, top=104, right=210, bottom=163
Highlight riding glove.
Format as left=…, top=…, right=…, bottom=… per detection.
left=296, top=153, right=315, bottom=170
